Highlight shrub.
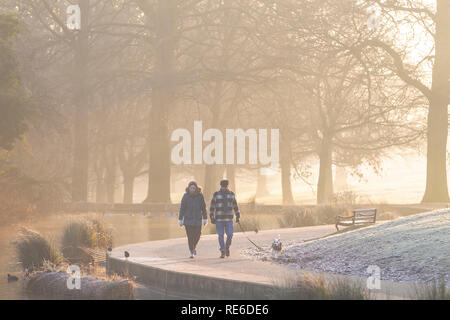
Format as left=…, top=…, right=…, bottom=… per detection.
left=0, top=166, right=68, bottom=224
left=236, top=216, right=260, bottom=232
left=13, top=227, right=61, bottom=270
left=277, top=205, right=347, bottom=228
left=414, top=280, right=450, bottom=300
left=90, top=219, right=113, bottom=249
left=62, top=218, right=112, bottom=250
left=313, top=205, right=349, bottom=225
left=277, top=208, right=315, bottom=228
left=274, top=274, right=370, bottom=300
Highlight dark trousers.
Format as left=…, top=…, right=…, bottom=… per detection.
left=185, top=225, right=202, bottom=252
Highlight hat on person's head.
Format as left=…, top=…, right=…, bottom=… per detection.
left=220, top=180, right=229, bottom=188
left=188, top=181, right=198, bottom=188
left=186, top=181, right=202, bottom=194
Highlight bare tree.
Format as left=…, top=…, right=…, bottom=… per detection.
left=350, top=0, right=450, bottom=202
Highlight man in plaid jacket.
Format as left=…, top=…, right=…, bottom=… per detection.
left=210, top=179, right=241, bottom=258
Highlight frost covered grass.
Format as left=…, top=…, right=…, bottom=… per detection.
left=25, top=270, right=135, bottom=300
left=249, top=209, right=450, bottom=287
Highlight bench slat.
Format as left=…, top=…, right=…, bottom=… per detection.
left=336, top=208, right=377, bottom=230
left=353, top=208, right=377, bottom=213
left=355, top=213, right=376, bottom=217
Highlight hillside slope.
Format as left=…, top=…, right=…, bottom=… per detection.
left=250, top=209, right=450, bottom=286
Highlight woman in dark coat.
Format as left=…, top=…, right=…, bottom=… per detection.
left=178, top=181, right=208, bottom=258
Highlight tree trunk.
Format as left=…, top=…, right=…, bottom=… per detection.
left=71, top=0, right=90, bottom=202
left=95, top=171, right=106, bottom=203
left=203, top=79, right=225, bottom=200
left=226, top=165, right=236, bottom=191
left=123, top=175, right=134, bottom=204
left=105, top=166, right=115, bottom=204
left=143, top=0, right=176, bottom=203
left=103, top=145, right=117, bottom=203
left=204, top=165, right=226, bottom=201
left=334, top=166, right=348, bottom=192
left=256, top=169, right=270, bottom=198
left=422, top=0, right=450, bottom=203
left=145, top=91, right=171, bottom=203
left=203, top=165, right=225, bottom=201
left=280, top=139, right=294, bottom=205
left=193, top=165, right=205, bottom=188
left=204, top=165, right=217, bottom=202
left=317, top=137, right=333, bottom=204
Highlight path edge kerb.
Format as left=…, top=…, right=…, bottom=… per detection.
left=106, top=255, right=278, bottom=299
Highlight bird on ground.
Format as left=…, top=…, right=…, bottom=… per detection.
left=7, top=274, right=19, bottom=282
left=124, top=251, right=130, bottom=259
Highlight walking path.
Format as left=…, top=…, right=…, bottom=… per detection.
left=108, top=224, right=421, bottom=299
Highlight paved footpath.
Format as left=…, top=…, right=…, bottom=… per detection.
left=110, top=224, right=417, bottom=299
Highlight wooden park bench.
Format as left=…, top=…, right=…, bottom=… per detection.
left=335, top=208, right=377, bottom=231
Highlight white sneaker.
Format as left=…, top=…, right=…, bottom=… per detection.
left=189, top=252, right=194, bottom=259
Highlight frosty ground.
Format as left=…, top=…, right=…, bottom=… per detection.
left=244, top=209, right=450, bottom=286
